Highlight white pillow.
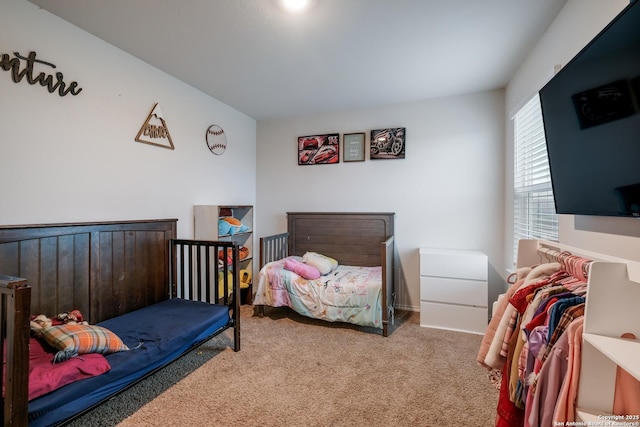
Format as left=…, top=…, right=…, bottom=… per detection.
left=302, top=252, right=338, bottom=275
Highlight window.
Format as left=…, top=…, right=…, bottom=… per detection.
left=513, top=95, right=558, bottom=260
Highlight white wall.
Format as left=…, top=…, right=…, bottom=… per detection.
left=256, top=91, right=506, bottom=311
left=505, top=0, right=638, bottom=265
left=12, top=0, right=631, bottom=312
left=0, top=0, right=256, bottom=239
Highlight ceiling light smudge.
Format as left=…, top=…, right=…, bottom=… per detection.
left=281, top=0, right=310, bottom=13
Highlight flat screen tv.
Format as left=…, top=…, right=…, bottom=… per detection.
left=539, top=0, right=640, bottom=217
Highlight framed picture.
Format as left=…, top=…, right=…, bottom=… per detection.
left=298, top=133, right=339, bottom=165
left=343, top=132, right=366, bottom=162
left=370, top=127, right=405, bottom=159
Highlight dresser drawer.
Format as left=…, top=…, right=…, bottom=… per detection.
left=420, top=276, right=487, bottom=307
left=420, top=301, right=487, bottom=335
left=419, top=248, right=487, bottom=281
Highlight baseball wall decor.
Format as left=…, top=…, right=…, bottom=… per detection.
left=206, top=125, right=227, bottom=155
left=135, top=103, right=175, bottom=150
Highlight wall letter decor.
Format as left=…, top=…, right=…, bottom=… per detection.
left=135, top=103, right=175, bottom=150
left=0, top=51, right=82, bottom=97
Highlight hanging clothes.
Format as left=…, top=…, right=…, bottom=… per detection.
left=525, top=317, right=584, bottom=426
left=552, top=319, right=584, bottom=424
left=613, top=333, right=640, bottom=415
left=479, top=247, right=594, bottom=427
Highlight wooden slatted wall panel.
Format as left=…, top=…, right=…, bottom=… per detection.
left=0, top=233, right=92, bottom=320
left=0, top=219, right=176, bottom=324
left=93, top=227, right=173, bottom=324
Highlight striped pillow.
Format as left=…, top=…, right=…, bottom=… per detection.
left=40, top=324, right=129, bottom=363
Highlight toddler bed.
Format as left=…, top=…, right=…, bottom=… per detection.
left=254, top=212, right=395, bottom=336
left=0, top=219, right=241, bottom=426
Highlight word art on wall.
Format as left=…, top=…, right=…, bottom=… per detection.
left=0, top=51, right=82, bottom=97
left=135, top=103, right=175, bottom=150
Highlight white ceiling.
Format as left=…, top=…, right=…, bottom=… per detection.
left=29, top=0, right=567, bottom=121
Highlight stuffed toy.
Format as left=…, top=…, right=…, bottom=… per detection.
left=239, top=269, right=252, bottom=289
left=218, top=219, right=249, bottom=236
left=218, top=246, right=249, bottom=264
left=218, top=219, right=233, bottom=236
left=218, top=248, right=234, bottom=265
left=221, top=217, right=241, bottom=226
left=30, top=309, right=88, bottom=336
left=56, top=309, right=87, bottom=325
left=218, top=271, right=234, bottom=296
left=30, top=314, right=53, bottom=336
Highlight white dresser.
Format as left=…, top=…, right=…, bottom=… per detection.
left=419, top=248, right=488, bottom=334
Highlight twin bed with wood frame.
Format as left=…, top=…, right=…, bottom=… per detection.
left=0, top=219, right=241, bottom=426
left=256, top=212, right=396, bottom=337
left=0, top=212, right=393, bottom=425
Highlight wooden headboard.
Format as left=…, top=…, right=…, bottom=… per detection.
left=0, top=219, right=176, bottom=324
left=287, top=212, right=394, bottom=266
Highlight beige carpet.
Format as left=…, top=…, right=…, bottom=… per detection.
left=117, top=306, right=498, bottom=427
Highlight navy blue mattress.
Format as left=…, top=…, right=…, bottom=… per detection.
left=28, top=298, right=231, bottom=426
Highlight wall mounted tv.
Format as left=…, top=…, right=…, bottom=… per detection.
left=539, top=0, right=640, bottom=217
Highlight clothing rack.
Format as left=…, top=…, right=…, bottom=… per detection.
left=508, top=238, right=640, bottom=423
left=536, top=246, right=592, bottom=282
left=516, top=239, right=640, bottom=282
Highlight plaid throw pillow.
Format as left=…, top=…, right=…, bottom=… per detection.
left=40, top=324, right=129, bottom=363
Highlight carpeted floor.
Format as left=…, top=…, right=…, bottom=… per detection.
left=68, top=305, right=498, bottom=427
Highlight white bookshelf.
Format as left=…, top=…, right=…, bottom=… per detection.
left=194, top=205, right=254, bottom=303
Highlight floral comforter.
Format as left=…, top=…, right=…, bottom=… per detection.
left=253, top=257, right=383, bottom=329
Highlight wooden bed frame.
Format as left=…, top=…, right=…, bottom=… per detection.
left=258, top=212, right=395, bottom=336
left=0, top=219, right=241, bottom=426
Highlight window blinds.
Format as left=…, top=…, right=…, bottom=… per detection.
left=513, top=95, right=558, bottom=260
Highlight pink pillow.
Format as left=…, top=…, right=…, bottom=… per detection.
left=26, top=337, right=111, bottom=400
left=284, top=258, right=321, bottom=280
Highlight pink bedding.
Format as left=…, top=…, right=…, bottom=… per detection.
left=27, top=337, right=111, bottom=400
left=254, top=256, right=383, bottom=329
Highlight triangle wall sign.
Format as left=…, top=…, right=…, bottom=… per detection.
left=135, top=103, right=175, bottom=150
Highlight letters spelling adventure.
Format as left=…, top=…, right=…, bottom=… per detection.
left=0, top=51, right=82, bottom=97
